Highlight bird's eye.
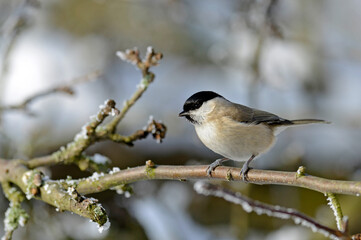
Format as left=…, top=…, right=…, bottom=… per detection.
left=194, top=102, right=201, bottom=109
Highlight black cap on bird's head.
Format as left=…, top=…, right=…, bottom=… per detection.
left=179, top=91, right=223, bottom=119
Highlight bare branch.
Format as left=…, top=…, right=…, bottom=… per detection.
left=194, top=182, right=350, bottom=240
left=72, top=164, right=361, bottom=197
left=107, top=117, right=166, bottom=145
left=24, top=48, right=164, bottom=169
left=108, top=47, right=162, bottom=132
left=2, top=45, right=359, bottom=239
left=0, top=0, right=38, bottom=83
left=2, top=160, right=361, bottom=238
left=0, top=71, right=101, bottom=113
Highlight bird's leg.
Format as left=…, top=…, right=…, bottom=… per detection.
left=240, top=154, right=256, bottom=182
left=206, top=158, right=229, bottom=176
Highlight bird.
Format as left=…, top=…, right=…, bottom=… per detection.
left=178, top=91, right=329, bottom=181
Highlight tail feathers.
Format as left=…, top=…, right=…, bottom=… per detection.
left=273, top=118, right=330, bottom=136
left=290, top=119, right=330, bottom=125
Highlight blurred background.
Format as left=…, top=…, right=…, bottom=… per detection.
left=0, top=0, right=361, bottom=239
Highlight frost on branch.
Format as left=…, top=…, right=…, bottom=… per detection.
left=326, top=193, right=346, bottom=232
left=116, top=46, right=162, bottom=73
left=108, top=117, right=166, bottom=146
left=3, top=203, right=29, bottom=240
left=0, top=47, right=165, bottom=240
left=21, top=170, right=43, bottom=200
left=194, top=182, right=349, bottom=240
left=1, top=182, right=29, bottom=240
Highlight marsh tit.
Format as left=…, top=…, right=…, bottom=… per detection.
left=179, top=91, right=329, bottom=181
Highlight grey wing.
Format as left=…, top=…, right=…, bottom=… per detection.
left=233, top=104, right=292, bottom=126
left=251, top=109, right=292, bottom=125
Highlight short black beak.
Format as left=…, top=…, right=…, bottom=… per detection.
left=179, top=111, right=189, bottom=117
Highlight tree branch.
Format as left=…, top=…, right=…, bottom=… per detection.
left=194, top=182, right=350, bottom=240
left=24, top=47, right=164, bottom=170
left=1, top=181, right=29, bottom=240
left=106, top=47, right=163, bottom=133
left=0, top=159, right=109, bottom=229
left=1, top=45, right=359, bottom=239
left=0, top=71, right=101, bottom=114
left=25, top=110, right=166, bottom=169
left=0, top=47, right=163, bottom=239
left=73, top=164, right=361, bottom=196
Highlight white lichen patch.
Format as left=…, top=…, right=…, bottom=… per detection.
left=110, top=108, right=118, bottom=116
left=66, top=178, right=76, bottom=186
left=88, top=172, right=105, bottom=182
left=4, top=204, right=29, bottom=234
left=99, top=99, right=111, bottom=110
left=67, top=186, right=76, bottom=196
left=18, top=215, right=26, bottom=227
left=109, top=167, right=120, bottom=175
left=21, top=171, right=32, bottom=185
left=74, top=124, right=89, bottom=141
left=326, top=194, right=343, bottom=231
left=43, top=183, right=51, bottom=194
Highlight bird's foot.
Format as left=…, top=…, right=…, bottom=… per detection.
left=206, top=158, right=228, bottom=176
left=240, top=164, right=253, bottom=182
left=240, top=154, right=256, bottom=182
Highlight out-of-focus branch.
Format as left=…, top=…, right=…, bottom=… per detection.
left=0, top=48, right=163, bottom=239
left=266, top=0, right=283, bottom=38
left=24, top=47, right=164, bottom=170
left=0, top=71, right=101, bottom=114
left=194, top=182, right=350, bottom=240
left=0, top=47, right=163, bottom=240
left=0, top=0, right=38, bottom=83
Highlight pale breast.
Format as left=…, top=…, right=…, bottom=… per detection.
left=195, top=117, right=275, bottom=161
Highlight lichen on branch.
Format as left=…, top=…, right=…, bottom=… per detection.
left=26, top=47, right=164, bottom=170
left=0, top=47, right=164, bottom=239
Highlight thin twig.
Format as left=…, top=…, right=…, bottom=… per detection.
left=0, top=47, right=163, bottom=239
left=106, top=47, right=162, bottom=133
left=326, top=193, right=346, bottom=232
left=194, top=182, right=350, bottom=240
left=1, top=182, right=29, bottom=240
left=26, top=117, right=166, bottom=169
left=24, top=48, right=163, bottom=169
left=0, top=0, right=37, bottom=83
left=0, top=71, right=101, bottom=113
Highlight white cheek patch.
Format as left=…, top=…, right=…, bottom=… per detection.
left=189, top=101, right=215, bottom=124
